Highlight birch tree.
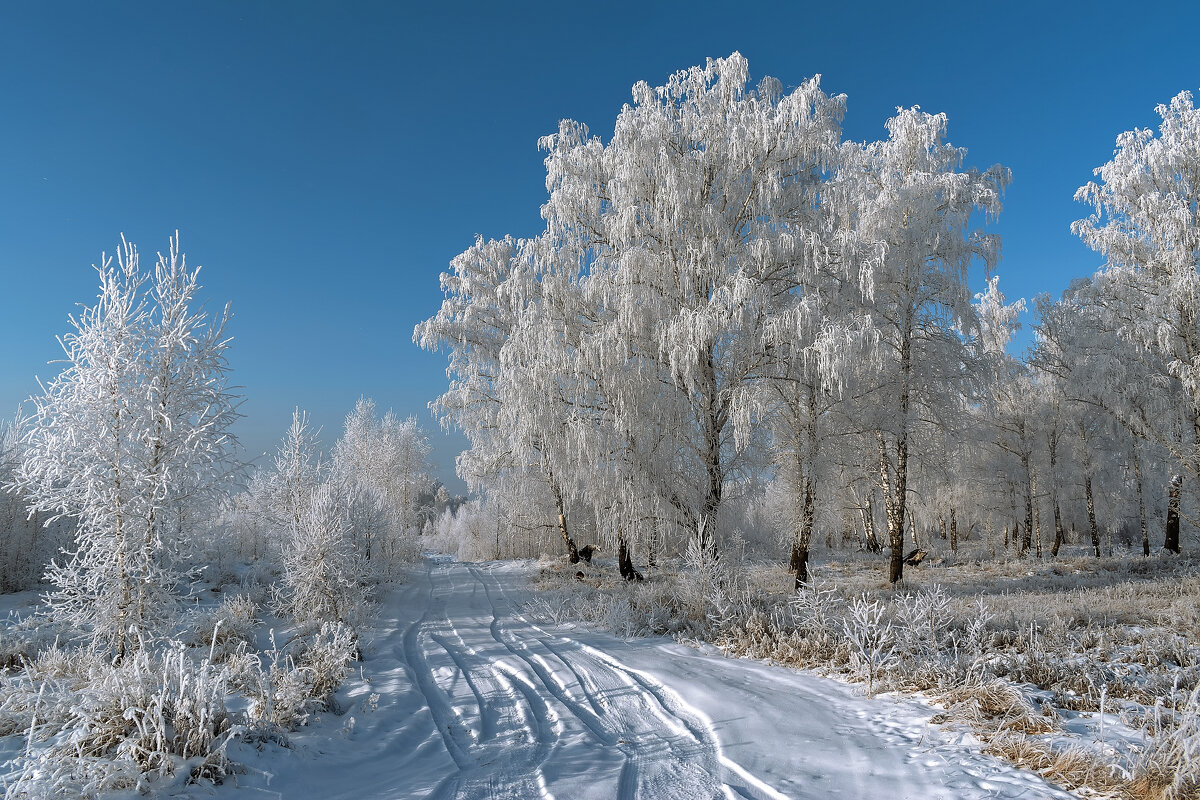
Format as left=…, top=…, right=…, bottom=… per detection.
left=1073, top=89, right=1200, bottom=485
left=847, top=108, right=1009, bottom=583
left=1035, top=281, right=1184, bottom=555
left=416, top=236, right=522, bottom=489
left=976, top=277, right=1042, bottom=555
left=539, top=52, right=846, bottom=556
left=12, top=235, right=240, bottom=658
left=415, top=236, right=590, bottom=562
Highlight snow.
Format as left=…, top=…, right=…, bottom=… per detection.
left=193, top=558, right=1076, bottom=800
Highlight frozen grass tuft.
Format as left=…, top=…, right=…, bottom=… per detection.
left=185, top=593, right=260, bottom=662
left=4, top=644, right=237, bottom=799
left=1131, top=686, right=1200, bottom=800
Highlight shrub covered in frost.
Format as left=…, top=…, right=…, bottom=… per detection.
left=278, top=485, right=373, bottom=628
left=5, top=645, right=237, bottom=799
left=229, top=622, right=358, bottom=739
left=185, top=593, right=260, bottom=662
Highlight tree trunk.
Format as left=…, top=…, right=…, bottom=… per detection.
left=617, top=531, right=642, bottom=581
left=949, top=507, right=958, bottom=551
left=551, top=482, right=579, bottom=564
left=646, top=521, right=657, bottom=570
left=1020, top=453, right=1033, bottom=556
left=888, top=541, right=905, bottom=585
left=791, top=385, right=820, bottom=589
left=1132, top=445, right=1149, bottom=557
left=1048, top=428, right=1065, bottom=557
left=862, top=499, right=881, bottom=553
left=883, top=309, right=913, bottom=586
left=1085, top=472, right=1100, bottom=558
left=1031, top=470, right=1043, bottom=559
left=790, top=477, right=814, bottom=589
left=1051, top=501, right=1065, bottom=557
left=789, top=540, right=809, bottom=590
left=1166, top=474, right=1182, bottom=554
left=879, top=433, right=908, bottom=585
left=698, top=344, right=723, bottom=560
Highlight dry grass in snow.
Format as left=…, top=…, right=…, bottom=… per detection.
left=528, top=546, right=1200, bottom=799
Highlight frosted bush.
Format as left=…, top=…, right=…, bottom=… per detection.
left=0, top=613, right=62, bottom=671
left=842, top=595, right=897, bottom=697
left=279, top=484, right=372, bottom=627
left=296, top=622, right=357, bottom=710
left=186, top=594, right=259, bottom=662
left=230, top=623, right=358, bottom=738
left=959, top=597, right=996, bottom=680
left=674, top=536, right=744, bottom=626
left=1133, top=685, right=1200, bottom=799
left=5, top=644, right=237, bottom=798
left=895, top=585, right=953, bottom=658
left=788, top=574, right=837, bottom=636
left=523, top=594, right=576, bottom=626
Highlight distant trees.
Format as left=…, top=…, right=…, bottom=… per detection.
left=252, top=399, right=434, bottom=624
left=331, top=397, right=435, bottom=560
left=10, top=235, right=240, bottom=657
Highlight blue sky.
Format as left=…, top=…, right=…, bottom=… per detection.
left=1, top=1, right=1196, bottom=491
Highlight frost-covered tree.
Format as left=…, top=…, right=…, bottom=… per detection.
left=751, top=151, right=881, bottom=586
left=418, top=234, right=602, bottom=564
left=1035, top=279, right=1184, bottom=555
left=976, top=277, right=1042, bottom=556
left=331, top=397, right=434, bottom=562
left=266, top=408, right=323, bottom=537
left=539, top=52, right=846, bottom=556
left=281, top=482, right=368, bottom=626
left=376, top=413, right=434, bottom=533
left=11, top=235, right=240, bottom=657
left=1072, top=89, right=1200, bottom=487
left=845, top=107, right=1009, bottom=583
left=0, top=415, right=73, bottom=591
left=415, top=236, right=520, bottom=489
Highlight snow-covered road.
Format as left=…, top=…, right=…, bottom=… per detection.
left=220, top=560, right=1075, bottom=799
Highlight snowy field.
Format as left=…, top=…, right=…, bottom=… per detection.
left=156, top=557, right=1075, bottom=800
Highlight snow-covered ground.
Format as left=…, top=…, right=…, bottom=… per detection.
left=198, top=558, right=1076, bottom=800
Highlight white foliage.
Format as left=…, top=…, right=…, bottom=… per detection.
left=1069, top=89, right=1200, bottom=482
left=331, top=397, right=433, bottom=562
left=842, top=594, right=898, bottom=697
left=537, top=53, right=850, bottom=550
left=279, top=483, right=370, bottom=628
left=10, top=235, right=240, bottom=657
left=265, top=408, right=323, bottom=537
left=5, top=644, right=237, bottom=798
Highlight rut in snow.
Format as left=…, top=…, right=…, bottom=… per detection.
left=399, top=560, right=757, bottom=800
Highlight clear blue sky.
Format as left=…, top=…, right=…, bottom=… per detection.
left=1, top=1, right=1196, bottom=491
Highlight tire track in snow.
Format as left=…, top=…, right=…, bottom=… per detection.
left=399, top=564, right=476, bottom=771
left=479, top=566, right=792, bottom=800
left=407, top=561, right=556, bottom=800
left=472, top=565, right=739, bottom=800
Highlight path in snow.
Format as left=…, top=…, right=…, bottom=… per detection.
left=218, top=560, right=1076, bottom=800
